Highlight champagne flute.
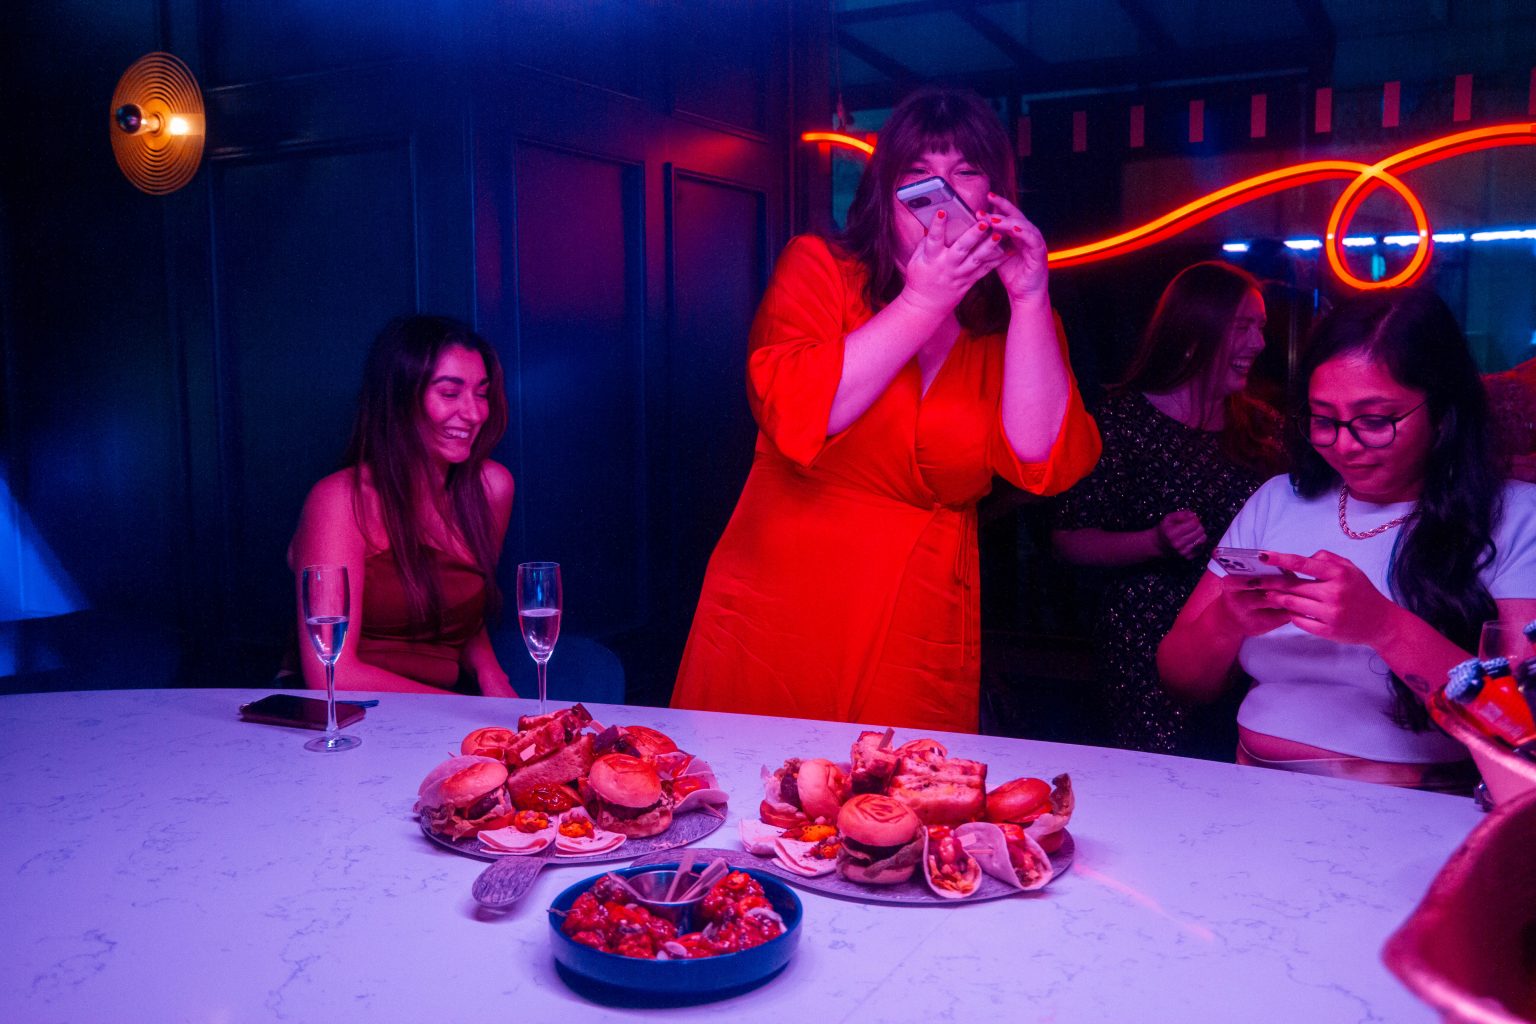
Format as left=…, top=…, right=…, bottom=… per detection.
left=302, top=564, right=361, bottom=753
left=1479, top=620, right=1532, bottom=664
left=517, top=562, right=562, bottom=714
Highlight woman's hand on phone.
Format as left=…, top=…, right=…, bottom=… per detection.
left=899, top=208, right=1007, bottom=313
left=1247, top=549, right=1394, bottom=646
left=1215, top=573, right=1295, bottom=637
left=981, top=193, right=1049, bottom=305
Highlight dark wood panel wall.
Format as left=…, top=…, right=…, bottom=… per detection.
left=0, top=0, right=831, bottom=701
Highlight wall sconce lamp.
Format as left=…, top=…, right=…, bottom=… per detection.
left=109, top=52, right=205, bottom=195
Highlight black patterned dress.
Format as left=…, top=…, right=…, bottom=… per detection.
left=1053, top=390, right=1276, bottom=756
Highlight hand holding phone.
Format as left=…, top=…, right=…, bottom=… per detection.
left=1212, top=546, right=1294, bottom=577
left=896, top=176, right=976, bottom=237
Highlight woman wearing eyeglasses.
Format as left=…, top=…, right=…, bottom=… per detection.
left=1158, top=289, right=1536, bottom=789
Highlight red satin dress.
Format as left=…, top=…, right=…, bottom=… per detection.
left=357, top=548, right=487, bottom=692
left=670, top=236, right=1101, bottom=732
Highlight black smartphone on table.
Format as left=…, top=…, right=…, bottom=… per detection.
left=239, top=693, right=366, bottom=731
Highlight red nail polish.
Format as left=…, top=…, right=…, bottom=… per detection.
left=992, top=233, right=1002, bottom=242
left=977, top=222, right=988, bottom=231
left=936, top=210, right=946, bottom=219
left=1012, top=225, right=1023, bottom=232
left=990, top=216, right=1002, bottom=223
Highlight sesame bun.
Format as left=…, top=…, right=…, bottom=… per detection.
left=587, top=753, right=663, bottom=809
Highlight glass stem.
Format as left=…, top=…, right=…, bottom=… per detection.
left=536, top=659, right=548, bottom=715
left=325, top=660, right=339, bottom=736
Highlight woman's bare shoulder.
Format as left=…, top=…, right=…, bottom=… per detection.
left=299, top=467, right=387, bottom=548
left=480, top=460, right=515, bottom=506
left=302, top=467, right=367, bottom=512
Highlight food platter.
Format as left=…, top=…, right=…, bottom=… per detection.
left=547, top=865, right=803, bottom=1002
left=420, top=809, right=725, bottom=865
left=631, top=832, right=1074, bottom=906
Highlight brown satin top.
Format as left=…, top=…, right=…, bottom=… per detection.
left=358, top=547, right=487, bottom=692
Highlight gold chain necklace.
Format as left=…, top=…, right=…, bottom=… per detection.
left=1337, top=485, right=1416, bottom=540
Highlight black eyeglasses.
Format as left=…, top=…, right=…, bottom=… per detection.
left=1305, top=401, right=1427, bottom=448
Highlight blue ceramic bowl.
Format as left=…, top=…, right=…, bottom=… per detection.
left=548, top=864, right=803, bottom=998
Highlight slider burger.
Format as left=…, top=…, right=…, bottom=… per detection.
left=415, top=755, right=515, bottom=839
left=460, top=726, right=518, bottom=762
left=985, top=774, right=1073, bottom=854
left=584, top=753, right=673, bottom=838
left=762, top=757, right=847, bottom=827
left=836, top=794, right=923, bottom=885
left=617, top=724, right=678, bottom=758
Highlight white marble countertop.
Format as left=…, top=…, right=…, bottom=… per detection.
left=0, top=689, right=1478, bottom=1023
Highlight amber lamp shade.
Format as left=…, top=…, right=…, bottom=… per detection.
left=109, top=52, right=205, bottom=195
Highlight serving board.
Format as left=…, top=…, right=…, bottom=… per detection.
left=420, top=810, right=725, bottom=866
left=630, top=831, right=1074, bottom=905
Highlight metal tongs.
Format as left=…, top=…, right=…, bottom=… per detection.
left=669, top=856, right=731, bottom=903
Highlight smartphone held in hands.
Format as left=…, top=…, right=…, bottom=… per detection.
left=239, top=693, right=365, bottom=731
left=1212, top=546, right=1293, bottom=577
left=896, top=176, right=975, bottom=233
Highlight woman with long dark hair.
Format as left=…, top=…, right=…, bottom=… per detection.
left=670, top=87, right=1101, bottom=731
left=1053, top=262, right=1283, bottom=756
left=1158, top=289, right=1536, bottom=787
left=289, top=315, right=516, bottom=695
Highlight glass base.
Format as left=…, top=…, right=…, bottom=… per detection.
left=305, top=732, right=362, bottom=753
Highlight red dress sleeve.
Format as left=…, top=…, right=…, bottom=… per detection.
left=745, top=236, right=855, bottom=467
left=988, top=314, right=1102, bottom=496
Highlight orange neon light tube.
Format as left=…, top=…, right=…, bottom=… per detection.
left=803, top=121, right=1536, bottom=289
left=1046, top=121, right=1536, bottom=289
left=801, top=131, right=875, bottom=156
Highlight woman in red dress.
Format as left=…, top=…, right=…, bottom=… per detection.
left=670, top=89, right=1101, bottom=732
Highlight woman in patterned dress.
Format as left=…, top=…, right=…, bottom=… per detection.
left=1053, top=263, right=1282, bottom=755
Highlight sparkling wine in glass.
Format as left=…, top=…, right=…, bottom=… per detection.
left=302, top=564, right=361, bottom=752
left=517, top=562, right=562, bottom=715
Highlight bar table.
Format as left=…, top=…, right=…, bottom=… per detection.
left=0, top=688, right=1478, bottom=1023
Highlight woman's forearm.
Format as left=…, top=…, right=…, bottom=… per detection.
left=1053, top=527, right=1165, bottom=567
left=1157, top=587, right=1247, bottom=702
left=1371, top=604, right=1476, bottom=700
left=827, top=293, right=949, bottom=434
left=298, top=653, right=449, bottom=694
left=461, top=628, right=516, bottom=697
left=999, top=294, right=1070, bottom=462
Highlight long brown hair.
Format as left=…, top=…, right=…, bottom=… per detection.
left=344, top=315, right=509, bottom=632
left=1288, top=289, right=1499, bottom=731
left=838, top=87, right=1015, bottom=335
left=1115, top=261, right=1281, bottom=473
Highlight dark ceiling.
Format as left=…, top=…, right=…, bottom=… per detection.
left=832, top=0, right=1536, bottom=111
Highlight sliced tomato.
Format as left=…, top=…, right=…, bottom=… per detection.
left=758, top=799, right=807, bottom=830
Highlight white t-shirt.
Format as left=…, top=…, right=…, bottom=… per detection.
left=1211, top=475, right=1536, bottom=762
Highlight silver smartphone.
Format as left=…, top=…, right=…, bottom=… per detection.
left=895, top=176, right=975, bottom=233
left=1212, top=546, right=1292, bottom=577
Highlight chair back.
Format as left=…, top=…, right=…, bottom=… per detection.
left=1383, top=787, right=1536, bottom=1023
left=491, top=624, right=626, bottom=706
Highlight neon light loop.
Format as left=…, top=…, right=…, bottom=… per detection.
left=803, top=123, right=1536, bottom=290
